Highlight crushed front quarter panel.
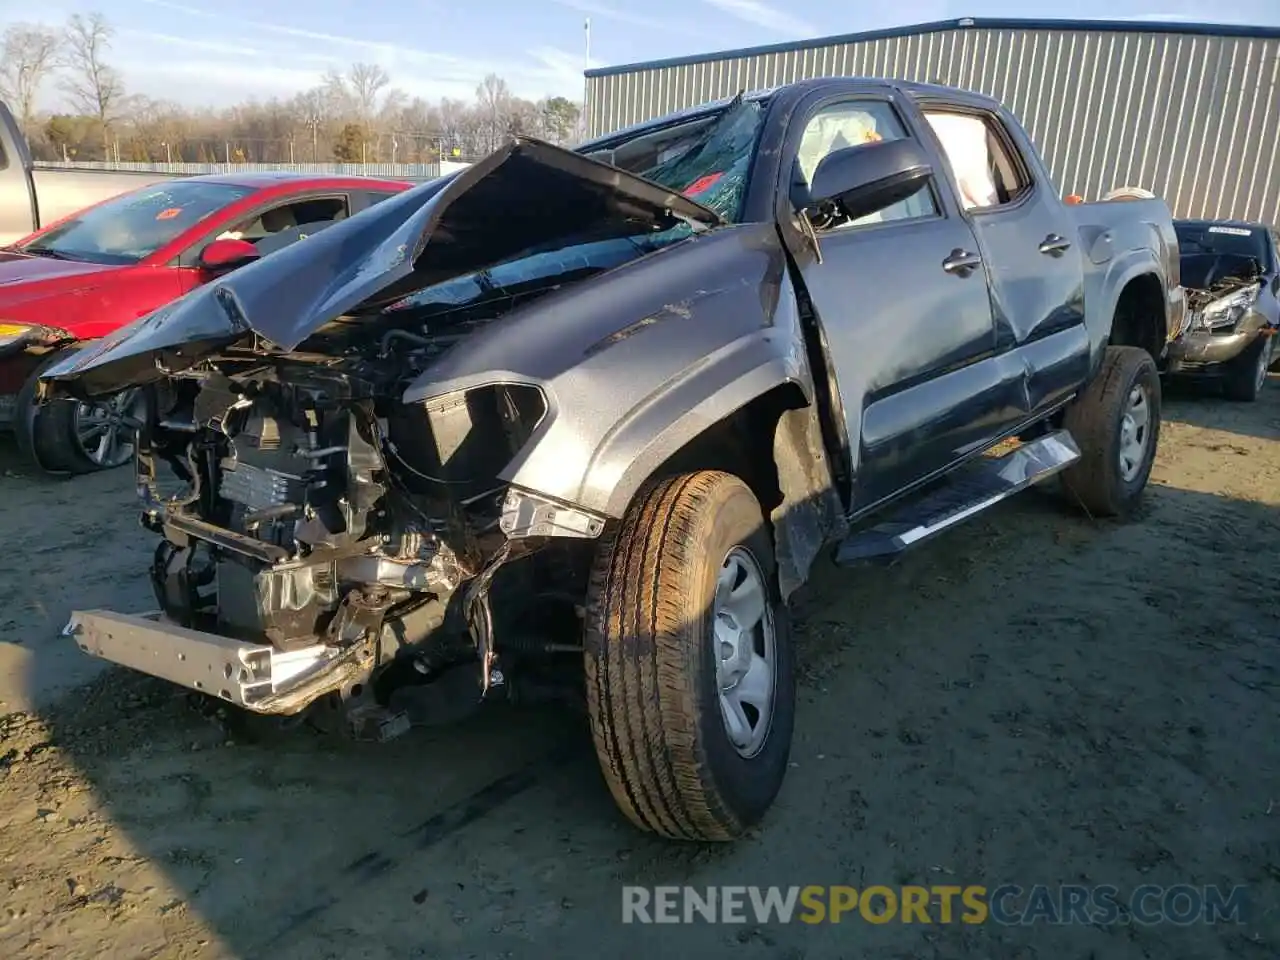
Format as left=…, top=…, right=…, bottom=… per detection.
left=400, top=221, right=819, bottom=521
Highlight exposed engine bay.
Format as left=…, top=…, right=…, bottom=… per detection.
left=1184, top=258, right=1262, bottom=315
left=130, top=280, right=603, bottom=735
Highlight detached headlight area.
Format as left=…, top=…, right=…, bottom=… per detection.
left=0, top=321, right=74, bottom=357
left=1194, top=283, right=1261, bottom=330
left=0, top=322, right=36, bottom=355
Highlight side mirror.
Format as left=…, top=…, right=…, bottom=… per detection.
left=799, top=138, right=934, bottom=221
left=198, top=237, right=259, bottom=273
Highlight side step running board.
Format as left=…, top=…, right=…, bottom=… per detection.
left=834, top=430, right=1081, bottom=564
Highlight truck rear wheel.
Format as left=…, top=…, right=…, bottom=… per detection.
left=584, top=471, right=795, bottom=841
left=1061, top=345, right=1161, bottom=517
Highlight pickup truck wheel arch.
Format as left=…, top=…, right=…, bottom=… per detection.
left=624, top=382, right=846, bottom=601
left=583, top=470, right=796, bottom=841
left=1108, top=273, right=1168, bottom=362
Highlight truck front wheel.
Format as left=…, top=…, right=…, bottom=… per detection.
left=583, top=470, right=795, bottom=841
left=1061, top=345, right=1162, bottom=517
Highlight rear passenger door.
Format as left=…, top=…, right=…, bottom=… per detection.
left=918, top=103, right=1090, bottom=427
left=780, top=89, right=1002, bottom=510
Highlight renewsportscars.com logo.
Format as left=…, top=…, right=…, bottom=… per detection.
left=621, top=884, right=1250, bottom=926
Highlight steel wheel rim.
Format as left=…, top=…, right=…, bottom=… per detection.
left=73, top=388, right=141, bottom=468
left=713, top=545, right=777, bottom=759
left=1118, top=383, right=1150, bottom=483
left=1256, top=337, right=1273, bottom=393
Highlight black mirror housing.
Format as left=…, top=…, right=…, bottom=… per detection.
left=798, top=138, right=934, bottom=221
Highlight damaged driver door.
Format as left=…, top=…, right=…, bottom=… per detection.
left=778, top=89, right=1001, bottom=511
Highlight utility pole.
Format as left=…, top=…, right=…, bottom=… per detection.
left=582, top=17, right=591, bottom=141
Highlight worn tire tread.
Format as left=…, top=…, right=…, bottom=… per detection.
left=1062, top=345, right=1159, bottom=517
left=584, top=471, right=751, bottom=842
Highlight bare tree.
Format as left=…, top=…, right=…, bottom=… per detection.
left=475, top=74, right=512, bottom=154
left=348, top=63, right=390, bottom=123
left=318, top=68, right=354, bottom=117
left=0, top=24, right=62, bottom=129
left=293, top=86, right=337, bottom=161
left=61, top=13, right=127, bottom=152
left=9, top=12, right=584, bottom=168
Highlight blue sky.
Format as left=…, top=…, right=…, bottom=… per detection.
left=1, top=0, right=1276, bottom=108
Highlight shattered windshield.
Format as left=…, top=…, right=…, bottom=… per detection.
left=1175, top=222, right=1270, bottom=266
left=595, top=98, right=766, bottom=223
left=383, top=100, right=766, bottom=319
left=384, top=225, right=693, bottom=318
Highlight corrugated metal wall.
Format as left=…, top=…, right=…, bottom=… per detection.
left=585, top=25, right=1280, bottom=223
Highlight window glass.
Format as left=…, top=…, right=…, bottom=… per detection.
left=359, top=190, right=400, bottom=211
left=600, top=99, right=767, bottom=223
left=793, top=100, right=937, bottom=230
left=924, top=111, right=1031, bottom=210
left=1174, top=222, right=1267, bottom=261
left=19, top=180, right=254, bottom=264
left=217, top=196, right=348, bottom=247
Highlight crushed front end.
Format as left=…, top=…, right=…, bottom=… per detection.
left=1167, top=273, right=1268, bottom=370
left=67, top=338, right=598, bottom=735
left=45, top=134, right=743, bottom=738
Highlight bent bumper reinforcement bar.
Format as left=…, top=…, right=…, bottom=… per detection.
left=63, top=610, right=362, bottom=715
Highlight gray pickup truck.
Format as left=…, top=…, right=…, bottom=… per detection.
left=45, top=78, right=1184, bottom=842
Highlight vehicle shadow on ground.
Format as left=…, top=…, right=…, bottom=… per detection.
left=0, top=438, right=156, bottom=712
left=3, top=462, right=1279, bottom=958
left=1162, top=371, right=1280, bottom=441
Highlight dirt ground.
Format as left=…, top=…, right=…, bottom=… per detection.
left=0, top=377, right=1276, bottom=960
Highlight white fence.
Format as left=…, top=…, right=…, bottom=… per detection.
left=33, top=159, right=475, bottom=180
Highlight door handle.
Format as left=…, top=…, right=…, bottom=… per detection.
left=942, top=248, right=982, bottom=276
left=1039, top=233, right=1072, bottom=255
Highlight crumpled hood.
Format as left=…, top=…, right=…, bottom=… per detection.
left=41, top=137, right=722, bottom=398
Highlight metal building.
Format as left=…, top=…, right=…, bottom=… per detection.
left=584, top=17, right=1280, bottom=223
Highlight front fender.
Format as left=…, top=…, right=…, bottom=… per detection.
left=400, top=222, right=812, bottom=518
left=583, top=326, right=808, bottom=518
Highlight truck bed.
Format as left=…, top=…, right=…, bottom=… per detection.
left=1068, top=196, right=1188, bottom=346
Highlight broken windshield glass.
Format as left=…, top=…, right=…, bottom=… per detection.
left=383, top=223, right=694, bottom=319
left=601, top=97, right=764, bottom=223
left=640, top=98, right=761, bottom=222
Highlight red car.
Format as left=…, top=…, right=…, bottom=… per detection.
left=0, top=172, right=411, bottom=473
